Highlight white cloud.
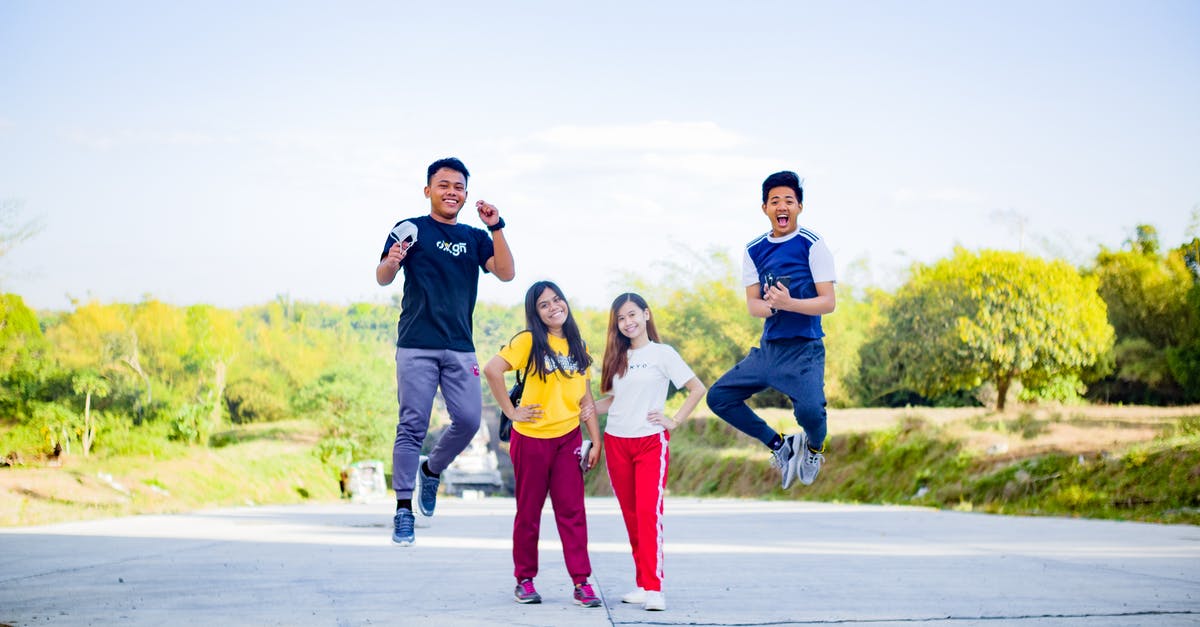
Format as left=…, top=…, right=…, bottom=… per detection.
left=892, top=187, right=983, bottom=205
left=532, top=121, right=745, bottom=152
left=640, top=152, right=783, bottom=181
left=62, top=128, right=242, bottom=150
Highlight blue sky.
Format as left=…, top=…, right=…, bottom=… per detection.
left=2, top=1, right=1197, bottom=311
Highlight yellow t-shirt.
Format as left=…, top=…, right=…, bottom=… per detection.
left=499, top=331, right=591, bottom=440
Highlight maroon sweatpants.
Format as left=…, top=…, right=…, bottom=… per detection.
left=509, top=428, right=592, bottom=584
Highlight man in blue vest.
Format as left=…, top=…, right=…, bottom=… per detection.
left=707, top=170, right=836, bottom=490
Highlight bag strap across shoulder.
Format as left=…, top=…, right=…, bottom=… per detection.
left=508, top=329, right=535, bottom=384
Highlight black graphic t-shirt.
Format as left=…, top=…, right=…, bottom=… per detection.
left=380, top=215, right=495, bottom=351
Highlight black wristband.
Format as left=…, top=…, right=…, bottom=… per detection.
left=487, top=217, right=506, bottom=232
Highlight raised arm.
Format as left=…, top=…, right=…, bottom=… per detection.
left=478, top=200, right=515, bottom=282
left=376, top=240, right=411, bottom=286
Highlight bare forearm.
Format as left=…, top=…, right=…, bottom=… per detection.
left=774, top=293, right=836, bottom=316
left=583, top=410, right=601, bottom=442
left=672, top=379, right=707, bottom=424
left=376, top=259, right=400, bottom=286
left=490, top=229, right=515, bottom=281
left=483, top=358, right=514, bottom=413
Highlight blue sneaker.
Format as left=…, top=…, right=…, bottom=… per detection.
left=392, top=508, right=415, bottom=546
left=417, top=455, right=440, bottom=517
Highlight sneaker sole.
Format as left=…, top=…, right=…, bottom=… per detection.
left=782, top=434, right=802, bottom=489
left=574, top=600, right=602, bottom=608
left=392, top=537, right=413, bottom=547
left=514, top=596, right=542, bottom=604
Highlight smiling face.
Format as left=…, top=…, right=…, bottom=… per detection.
left=424, top=167, right=468, bottom=223
left=614, top=300, right=650, bottom=345
left=762, top=185, right=802, bottom=237
left=536, top=287, right=570, bottom=334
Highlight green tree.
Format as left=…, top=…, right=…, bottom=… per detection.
left=184, top=305, right=241, bottom=435
left=226, top=301, right=333, bottom=423
left=819, top=284, right=879, bottom=407
left=1089, top=228, right=1193, bottom=404
left=295, top=362, right=394, bottom=468
left=868, top=249, right=1113, bottom=410
left=47, top=301, right=156, bottom=420
left=0, top=294, right=50, bottom=417
left=473, top=302, right=525, bottom=358
left=71, top=371, right=110, bottom=456
left=1165, top=236, right=1200, bottom=402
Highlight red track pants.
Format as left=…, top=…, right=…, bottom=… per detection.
left=604, top=431, right=669, bottom=592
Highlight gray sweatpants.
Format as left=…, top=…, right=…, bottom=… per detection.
left=392, top=347, right=483, bottom=498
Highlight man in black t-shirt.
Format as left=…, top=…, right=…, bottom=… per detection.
left=376, top=157, right=515, bottom=546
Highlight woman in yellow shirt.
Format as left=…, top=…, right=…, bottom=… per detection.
left=483, top=280, right=603, bottom=608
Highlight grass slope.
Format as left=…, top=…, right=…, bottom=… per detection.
left=3, top=407, right=1198, bottom=527
left=585, top=407, right=1200, bottom=525
left=0, top=420, right=340, bottom=527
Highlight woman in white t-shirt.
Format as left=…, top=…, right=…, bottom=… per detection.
left=594, top=292, right=706, bottom=612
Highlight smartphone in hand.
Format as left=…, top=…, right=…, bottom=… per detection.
left=764, top=272, right=791, bottom=291
left=764, top=272, right=791, bottom=313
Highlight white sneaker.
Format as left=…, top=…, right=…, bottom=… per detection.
left=621, top=587, right=645, bottom=603
left=798, top=436, right=825, bottom=486
left=643, top=590, right=666, bottom=611
left=773, top=434, right=800, bottom=489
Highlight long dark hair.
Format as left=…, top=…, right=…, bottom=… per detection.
left=600, top=292, right=660, bottom=393
left=523, top=281, right=591, bottom=381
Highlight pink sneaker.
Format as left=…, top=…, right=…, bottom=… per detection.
left=514, top=578, right=541, bottom=604
left=574, top=581, right=602, bottom=607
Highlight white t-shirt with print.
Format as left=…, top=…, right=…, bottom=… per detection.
left=605, top=342, right=696, bottom=438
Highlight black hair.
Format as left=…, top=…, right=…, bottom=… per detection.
left=522, top=281, right=592, bottom=381
left=762, top=171, right=803, bottom=204
left=426, top=157, right=470, bottom=184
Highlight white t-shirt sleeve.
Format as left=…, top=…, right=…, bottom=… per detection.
left=660, top=344, right=696, bottom=388
left=742, top=248, right=760, bottom=287
left=809, top=238, right=837, bottom=283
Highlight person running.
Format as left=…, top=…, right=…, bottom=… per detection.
left=706, top=170, right=836, bottom=489
left=376, top=157, right=515, bottom=546
left=593, top=293, right=705, bottom=612
left=482, top=280, right=603, bottom=608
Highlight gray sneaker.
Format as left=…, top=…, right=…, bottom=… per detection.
left=770, top=435, right=799, bottom=489
left=798, top=436, right=825, bottom=486
left=417, top=455, right=440, bottom=517
left=392, top=508, right=415, bottom=546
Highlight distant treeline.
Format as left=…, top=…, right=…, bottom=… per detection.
left=1, top=224, right=1197, bottom=465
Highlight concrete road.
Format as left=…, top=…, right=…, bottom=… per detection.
left=1, top=497, right=1198, bottom=626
